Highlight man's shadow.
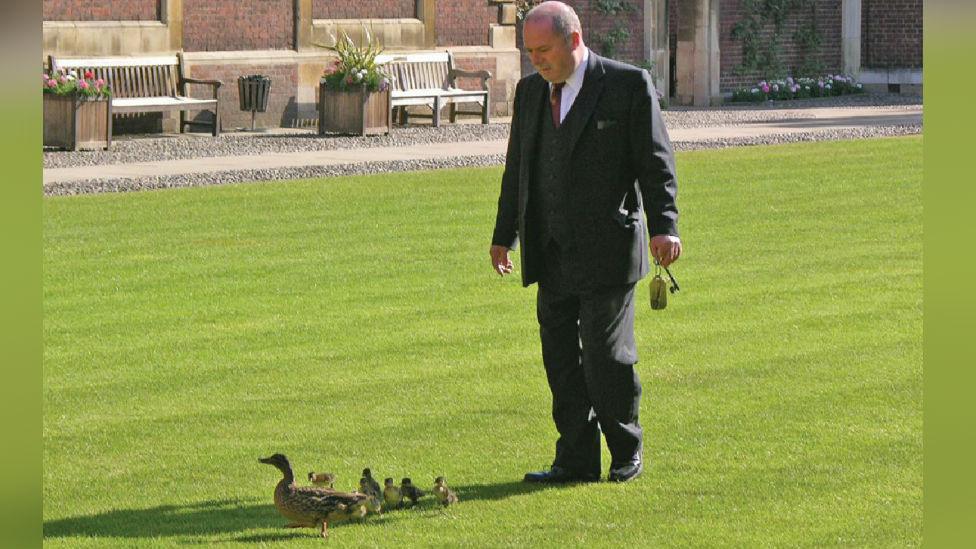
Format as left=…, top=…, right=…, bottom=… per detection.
left=453, top=479, right=582, bottom=502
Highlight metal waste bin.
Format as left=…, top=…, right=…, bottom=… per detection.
left=237, top=74, right=271, bottom=131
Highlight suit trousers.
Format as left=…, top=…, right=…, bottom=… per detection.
left=536, top=241, right=643, bottom=476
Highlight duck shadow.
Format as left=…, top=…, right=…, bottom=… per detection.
left=44, top=498, right=287, bottom=539
left=43, top=482, right=575, bottom=540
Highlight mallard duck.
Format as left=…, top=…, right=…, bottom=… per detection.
left=260, top=453, right=369, bottom=538
left=433, top=476, right=459, bottom=507
left=359, top=468, right=382, bottom=498
left=383, top=477, right=403, bottom=509
left=400, top=477, right=425, bottom=506
left=308, top=471, right=336, bottom=489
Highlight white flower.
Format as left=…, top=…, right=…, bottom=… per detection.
left=751, top=88, right=759, bottom=93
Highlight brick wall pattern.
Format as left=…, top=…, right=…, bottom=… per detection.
left=564, top=1, right=646, bottom=64
left=861, top=0, right=922, bottom=69
left=436, top=0, right=495, bottom=46
left=718, top=0, right=843, bottom=92
left=184, top=62, right=300, bottom=128
left=43, top=0, right=159, bottom=21
left=313, top=0, right=416, bottom=19
left=183, top=1, right=294, bottom=52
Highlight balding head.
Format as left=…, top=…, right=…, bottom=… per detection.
left=525, top=1, right=583, bottom=45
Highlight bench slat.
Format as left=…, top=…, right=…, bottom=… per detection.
left=54, top=56, right=181, bottom=68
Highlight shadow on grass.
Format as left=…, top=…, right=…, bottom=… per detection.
left=41, top=497, right=377, bottom=540
left=44, top=498, right=277, bottom=539
left=44, top=497, right=410, bottom=542
left=453, top=479, right=571, bottom=502
left=44, top=483, right=568, bottom=540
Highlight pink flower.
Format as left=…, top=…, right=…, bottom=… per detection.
left=761, top=83, right=770, bottom=93
left=96, top=78, right=105, bottom=88
left=79, top=80, right=90, bottom=89
left=47, top=79, right=57, bottom=88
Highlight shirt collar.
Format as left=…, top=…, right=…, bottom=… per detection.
left=551, top=47, right=589, bottom=94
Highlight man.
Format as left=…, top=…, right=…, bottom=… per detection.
left=489, top=1, right=681, bottom=483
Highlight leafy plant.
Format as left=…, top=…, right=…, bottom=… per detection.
left=600, top=26, right=631, bottom=59
left=315, top=28, right=390, bottom=92
left=730, top=0, right=822, bottom=79
left=595, top=0, right=634, bottom=16
left=515, top=0, right=541, bottom=20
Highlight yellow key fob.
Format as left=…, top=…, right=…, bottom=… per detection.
left=650, top=274, right=667, bottom=310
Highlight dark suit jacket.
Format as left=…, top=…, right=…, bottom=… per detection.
left=491, top=51, right=679, bottom=289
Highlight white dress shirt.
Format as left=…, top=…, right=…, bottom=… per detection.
left=550, top=47, right=590, bottom=124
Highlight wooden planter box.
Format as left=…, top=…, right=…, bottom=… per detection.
left=43, top=93, right=112, bottom=151
left=318, top=84, right=391, bottom=136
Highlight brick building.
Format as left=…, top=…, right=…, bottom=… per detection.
left=42, top=0, right=920, bottom=130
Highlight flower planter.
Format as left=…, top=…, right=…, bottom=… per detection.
left=318, top=84, right=391, bottom=136
left=43, top=93, right=112, bottom=151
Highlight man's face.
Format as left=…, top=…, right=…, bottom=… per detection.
left=523, top=19, right=580, bottom=84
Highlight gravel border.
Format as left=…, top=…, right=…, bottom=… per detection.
left=43, top=94, right=921, bottom=170
left=44, top=124, right=921, bottom=197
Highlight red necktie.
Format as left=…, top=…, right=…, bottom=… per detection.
left=550, top=82, right=565, bottom=128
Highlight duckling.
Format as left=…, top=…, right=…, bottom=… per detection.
left=364, top=495, right=383, bottom=515
left=383, top=477, right=403, bottom=510
left=400, top=477, right=425, bottom=507
left=308, top=471, right=336, bottom=489
left=260, top=453, right=370, bottom=538
left=433, top=476, right=459, bottom=507
left=360, top=468, right=382, bottom=498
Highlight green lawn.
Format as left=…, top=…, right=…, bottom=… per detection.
left=43, top=136, right=922, bottom=547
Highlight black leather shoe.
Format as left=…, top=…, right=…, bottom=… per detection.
left=608, top=459, right=643, bottom=482
left=523, top=466, right=599, bottom=484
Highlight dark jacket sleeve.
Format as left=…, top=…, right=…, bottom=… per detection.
left=629, top=70, right=679, bottom=238
left=491, top=79, right=523, bottom=249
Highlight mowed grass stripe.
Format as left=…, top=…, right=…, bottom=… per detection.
left=43, top=136, right=921, bottom=547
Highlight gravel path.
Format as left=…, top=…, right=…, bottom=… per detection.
left=43, top=94, right=921, bottom=196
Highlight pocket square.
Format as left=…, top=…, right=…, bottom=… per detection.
left=597, top=119, right=618, bottom=130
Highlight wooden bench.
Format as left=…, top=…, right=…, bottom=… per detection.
left=376, top=51, right=491, bottom=127
left=48, top=52, right=222, bottom=137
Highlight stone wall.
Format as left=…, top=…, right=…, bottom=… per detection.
left=43, top=0, right=159, bottom=21
left=183, top=1, right=295, bottom=52
left=313, top=1, right=416, bottom=19
left=861, top=0, right=921, bottom=69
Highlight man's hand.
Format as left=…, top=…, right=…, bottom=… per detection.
left=490, top=245, right=514, bottom=276
left=650, top=235, right=682, bottom=268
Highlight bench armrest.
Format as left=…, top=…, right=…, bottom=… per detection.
left=181, top=77, right=221, bottom=99
left=448, top=69, right=492, bottom=90
left=183, top=77, right=222, bottom=87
